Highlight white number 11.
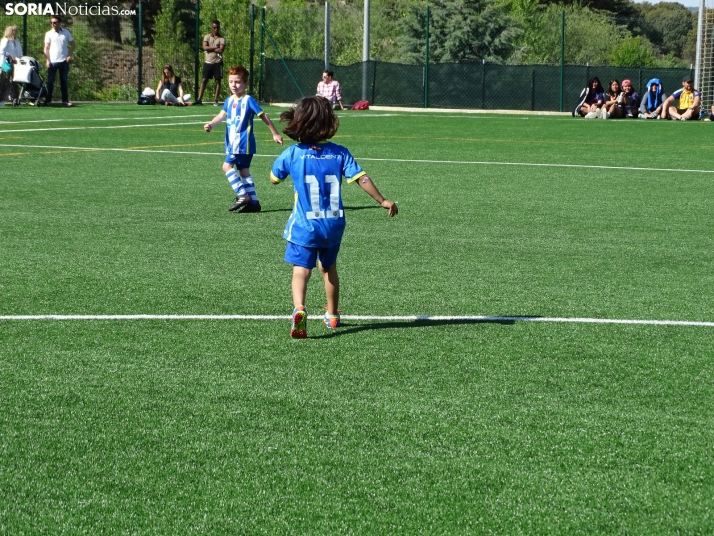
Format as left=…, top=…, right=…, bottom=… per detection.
left=305, top=174, right=342, bottom=219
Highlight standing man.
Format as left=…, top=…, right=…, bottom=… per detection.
left=195, top=20, right=225, bottom=106
left=316, top=69, right=345, bottom=110
left=43, top=15, right=75, bottom=107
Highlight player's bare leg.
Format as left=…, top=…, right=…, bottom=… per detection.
left=319, top=261, right=339, bottom=315
left=668, top=105, right=681, bottom=120
left=292, top=266, right=311, bottom=309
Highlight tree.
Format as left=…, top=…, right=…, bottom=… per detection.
left=634, top=2, right=695, bottom=59
left=509, top=4, right=626, bottom=65
left=400, top=0, right=522, bottom=64
left=610, top=35, right=657, bottom=66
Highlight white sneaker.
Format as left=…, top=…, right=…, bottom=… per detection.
left=584, top=111, right=598, bottom=119
left=601, top=109, right=608, bottom=119
left=680, top=116, right=688, bottom=121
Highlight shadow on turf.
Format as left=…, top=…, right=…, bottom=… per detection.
left=310, top=317, right=527, bottom=339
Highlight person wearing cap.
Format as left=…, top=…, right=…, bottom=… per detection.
left=661, top=75, right=700, bottom=121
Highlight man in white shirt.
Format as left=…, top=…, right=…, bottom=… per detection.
left=43, top=15, right=75, bottom=107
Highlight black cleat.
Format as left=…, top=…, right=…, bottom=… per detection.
left=228, top=196, right=250, bottom=212
left=239, top=202, right=262, bottom=213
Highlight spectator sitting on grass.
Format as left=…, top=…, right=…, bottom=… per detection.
left=620, top=79, right=641, bottom=118
left=602, top=79, right=625, bottom=119
left=573, top=77, right=605, bottom=118
left=156, top=65, right=191, bottom=106
left=638, top=78, right=666, bottom=119
left=661, top=75, right=699, bottom=121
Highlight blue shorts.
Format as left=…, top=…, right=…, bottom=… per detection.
left=285, top=241, right=340, bottom=270
left=224, top=154, right=253, bottom=169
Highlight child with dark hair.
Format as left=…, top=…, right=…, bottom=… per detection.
left=204, top=65, right=283, bottom=212
left=270, top=96, right=398, bottom=338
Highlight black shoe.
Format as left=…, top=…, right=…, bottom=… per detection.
left=228, top=196, right=250, bottom=212
left=194, top=99, right=203, bottom=105
left=239, top=202, right=262, bottom=213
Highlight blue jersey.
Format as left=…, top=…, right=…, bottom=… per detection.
left=271, top=142, right=366, bottom=248
left=223, top=94, right=264, bottom=155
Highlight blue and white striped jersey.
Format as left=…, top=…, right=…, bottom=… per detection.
left=223, top=94, right=264, bottom=155
left=271, top=142, right=366, bottom=248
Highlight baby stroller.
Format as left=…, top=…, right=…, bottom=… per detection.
left=12, top=56, right=46, bottom=106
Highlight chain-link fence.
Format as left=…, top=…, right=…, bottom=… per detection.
left=0, top=1, right=697, bottom=111
left=261, top=59, right=690, bottom=112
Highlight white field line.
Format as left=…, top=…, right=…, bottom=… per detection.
left=0, top=314, right=713, bottom=327
left=0, top=114, right=212, bottom=125
left=1, top=143, right=713, bottom=174
left=0, top=121, right=205, bottom=133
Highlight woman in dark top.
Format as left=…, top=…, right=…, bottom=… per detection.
left=156, top=64, right=191, bottom=106
left=602, top=79, right=624, bottom=119
left=573, top=77, right=604, bottom=117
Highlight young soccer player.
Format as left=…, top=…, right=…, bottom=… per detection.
left=270, top=96, right=398, bottom=338
left=204, top=66, right=283, bottom=212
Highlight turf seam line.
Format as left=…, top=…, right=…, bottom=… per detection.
left=2, top=144, right=714, bottom=174
left=1, top=315, right=713, bottom=327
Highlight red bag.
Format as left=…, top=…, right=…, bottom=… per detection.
left=352, top=100, right=369, bottom=110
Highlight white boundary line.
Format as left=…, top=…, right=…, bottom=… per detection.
left=1, top=314, right=712, bottom=327
left=0, top=121, right=205, bottom=133
left=2, top=143, right=713, bottom=174
left=0, top=114, right=211, bottom=125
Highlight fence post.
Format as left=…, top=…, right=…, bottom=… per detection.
left=22, top=12, right=27, bottom=56
left=371, top=60, right=377, bottom=103
left=481, top=60, right=485, bottom=109
left=137, top=1, right=143, bottom=101
left=258, top=7, right=265, bottom=100
left=559, top=10, right=564, bottom=112
left=424, top=5, right=429, bottom=108
left=249, top=4, right=255, bottom=95
left=531, top=69, right=535, bottom=111
left=638, top=69, right=642, bottom=94
left=362, top=0, right=370, bottom=100
left=325, top=2, right=330, bottom=70
left=194, top=0, right=200, bottom=97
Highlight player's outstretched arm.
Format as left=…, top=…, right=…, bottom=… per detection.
left=261, top=114, right=284, bottom=145
left=357, top=174, right=398, bottom=217
left=204, top=111, right=226, bottom=132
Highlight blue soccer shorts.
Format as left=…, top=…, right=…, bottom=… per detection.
left=285, top=241, right=341, bottom=270
left=224, top=153, right=253, bottom=169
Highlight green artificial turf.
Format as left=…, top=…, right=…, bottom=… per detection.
left=1, top=104, right=713, bottom=534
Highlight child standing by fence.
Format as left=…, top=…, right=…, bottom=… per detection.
left=204, top=65, right=283, bottom=212
left=270, top=96, right=398, bottom=338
